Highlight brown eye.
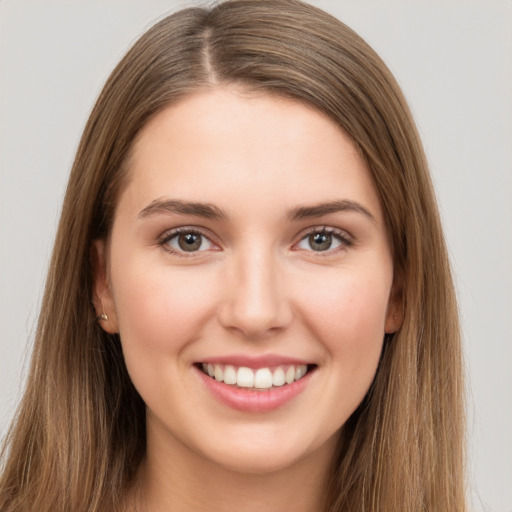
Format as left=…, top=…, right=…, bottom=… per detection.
left=178, top=233, right=202, bottom=251
left=308, top=233, right=332, bottom=251
left=296, top=229, right=346, bottom=253
left=164, top=231, right=214, bottom=253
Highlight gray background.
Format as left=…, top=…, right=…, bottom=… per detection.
left=1, top=1, right=511, bottom=510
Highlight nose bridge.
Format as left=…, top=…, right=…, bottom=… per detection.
left=219, top=241, right=291, bottom=337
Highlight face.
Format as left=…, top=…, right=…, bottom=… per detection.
left=95, top=88, right=401, bottom=475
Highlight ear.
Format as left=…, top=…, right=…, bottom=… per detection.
left=91, top=239, right=119, bottom=334
left=384, top=275, right=404, bottom=334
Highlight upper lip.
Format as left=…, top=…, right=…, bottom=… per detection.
left=196, top=354, right=313, bottom=369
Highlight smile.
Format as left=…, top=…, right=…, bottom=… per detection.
left=200, top=363, right=310, bottom=390
left=195, top=359, right=317, bottom=413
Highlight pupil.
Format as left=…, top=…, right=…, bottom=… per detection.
left=178, top=233, right=201, bottom=251
left=310, top=233, right=331, bottom=251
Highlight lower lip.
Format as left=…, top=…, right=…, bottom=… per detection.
left=195, top=366, right=313, bottom=413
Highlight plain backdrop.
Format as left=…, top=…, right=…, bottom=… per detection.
left=0, top=1, right=511, bottom=510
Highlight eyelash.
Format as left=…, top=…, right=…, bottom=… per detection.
left=157, top=226, right=353, bottom=256
left=295, top=226, right=353, bottom=255
left=158, top=227, right=217, bottom=257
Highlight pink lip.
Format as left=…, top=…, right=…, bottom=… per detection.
left=197, top=354, right=311, bottom=369
left=195, top=365, right=314, bottom=413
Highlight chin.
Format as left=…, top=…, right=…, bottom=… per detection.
left=191, top=425, right=339, bottom=476
left=204, top=446, right=308, bottom=475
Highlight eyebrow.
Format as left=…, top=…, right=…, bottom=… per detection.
left=286, top=200, right=376, bottom=223
left=138, top=198, right=375, bottom=223
left=138, top=198, right=228, bottom=220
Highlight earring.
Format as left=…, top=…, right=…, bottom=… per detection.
left=98, top=312, right=108, bottom=321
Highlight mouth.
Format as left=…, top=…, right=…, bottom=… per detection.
left=196, top=362, right=317, bottom=391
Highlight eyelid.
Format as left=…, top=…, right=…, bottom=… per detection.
left=156, top=224, right=353, bottom=256
left=157, top=226, right=220, bottom=255
left=292, top=225, right=353, bottom=253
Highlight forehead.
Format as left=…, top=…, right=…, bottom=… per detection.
left=120, top=87, right=383, bottom=222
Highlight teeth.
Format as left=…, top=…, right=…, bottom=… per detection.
left=201, top=363, right=309, bottom=389
left=223, top=365, right=237, bottom=385
left=214, top=365, right=224, bottom=382
left=295, top=365, right=307, bottom=380
left=254, top=368, right=273, bottom=389
left=237, top=367, right=254, bottom=388
left=272, top=367, right=285, bottom=387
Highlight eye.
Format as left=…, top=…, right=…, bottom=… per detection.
left=295, top=228, right=350, bottom=253
left=160, top=229, right=215, bottom=254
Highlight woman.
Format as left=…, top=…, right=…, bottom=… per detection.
left=0, top=1, right=465, bottom=510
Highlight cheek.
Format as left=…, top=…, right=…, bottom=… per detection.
left=109, top=260, right=222, bottom=412
left=299, top=271, right=391, bottom=418
left=298, top=268, right=391, bottom=365
left=110, top=260, right=218, bottom=358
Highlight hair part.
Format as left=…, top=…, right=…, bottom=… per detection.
left=0, top=1, right=465, bottom=511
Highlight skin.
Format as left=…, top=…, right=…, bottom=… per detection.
left=94, top=87, right=402, bottom=511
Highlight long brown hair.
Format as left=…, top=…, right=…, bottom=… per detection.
left=0, top=1, right=465, bottom=510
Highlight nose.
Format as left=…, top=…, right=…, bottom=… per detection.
left=217, top=248, right=293, bottom=339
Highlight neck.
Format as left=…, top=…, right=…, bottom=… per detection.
left=130, top=422, right=336, bottom=512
